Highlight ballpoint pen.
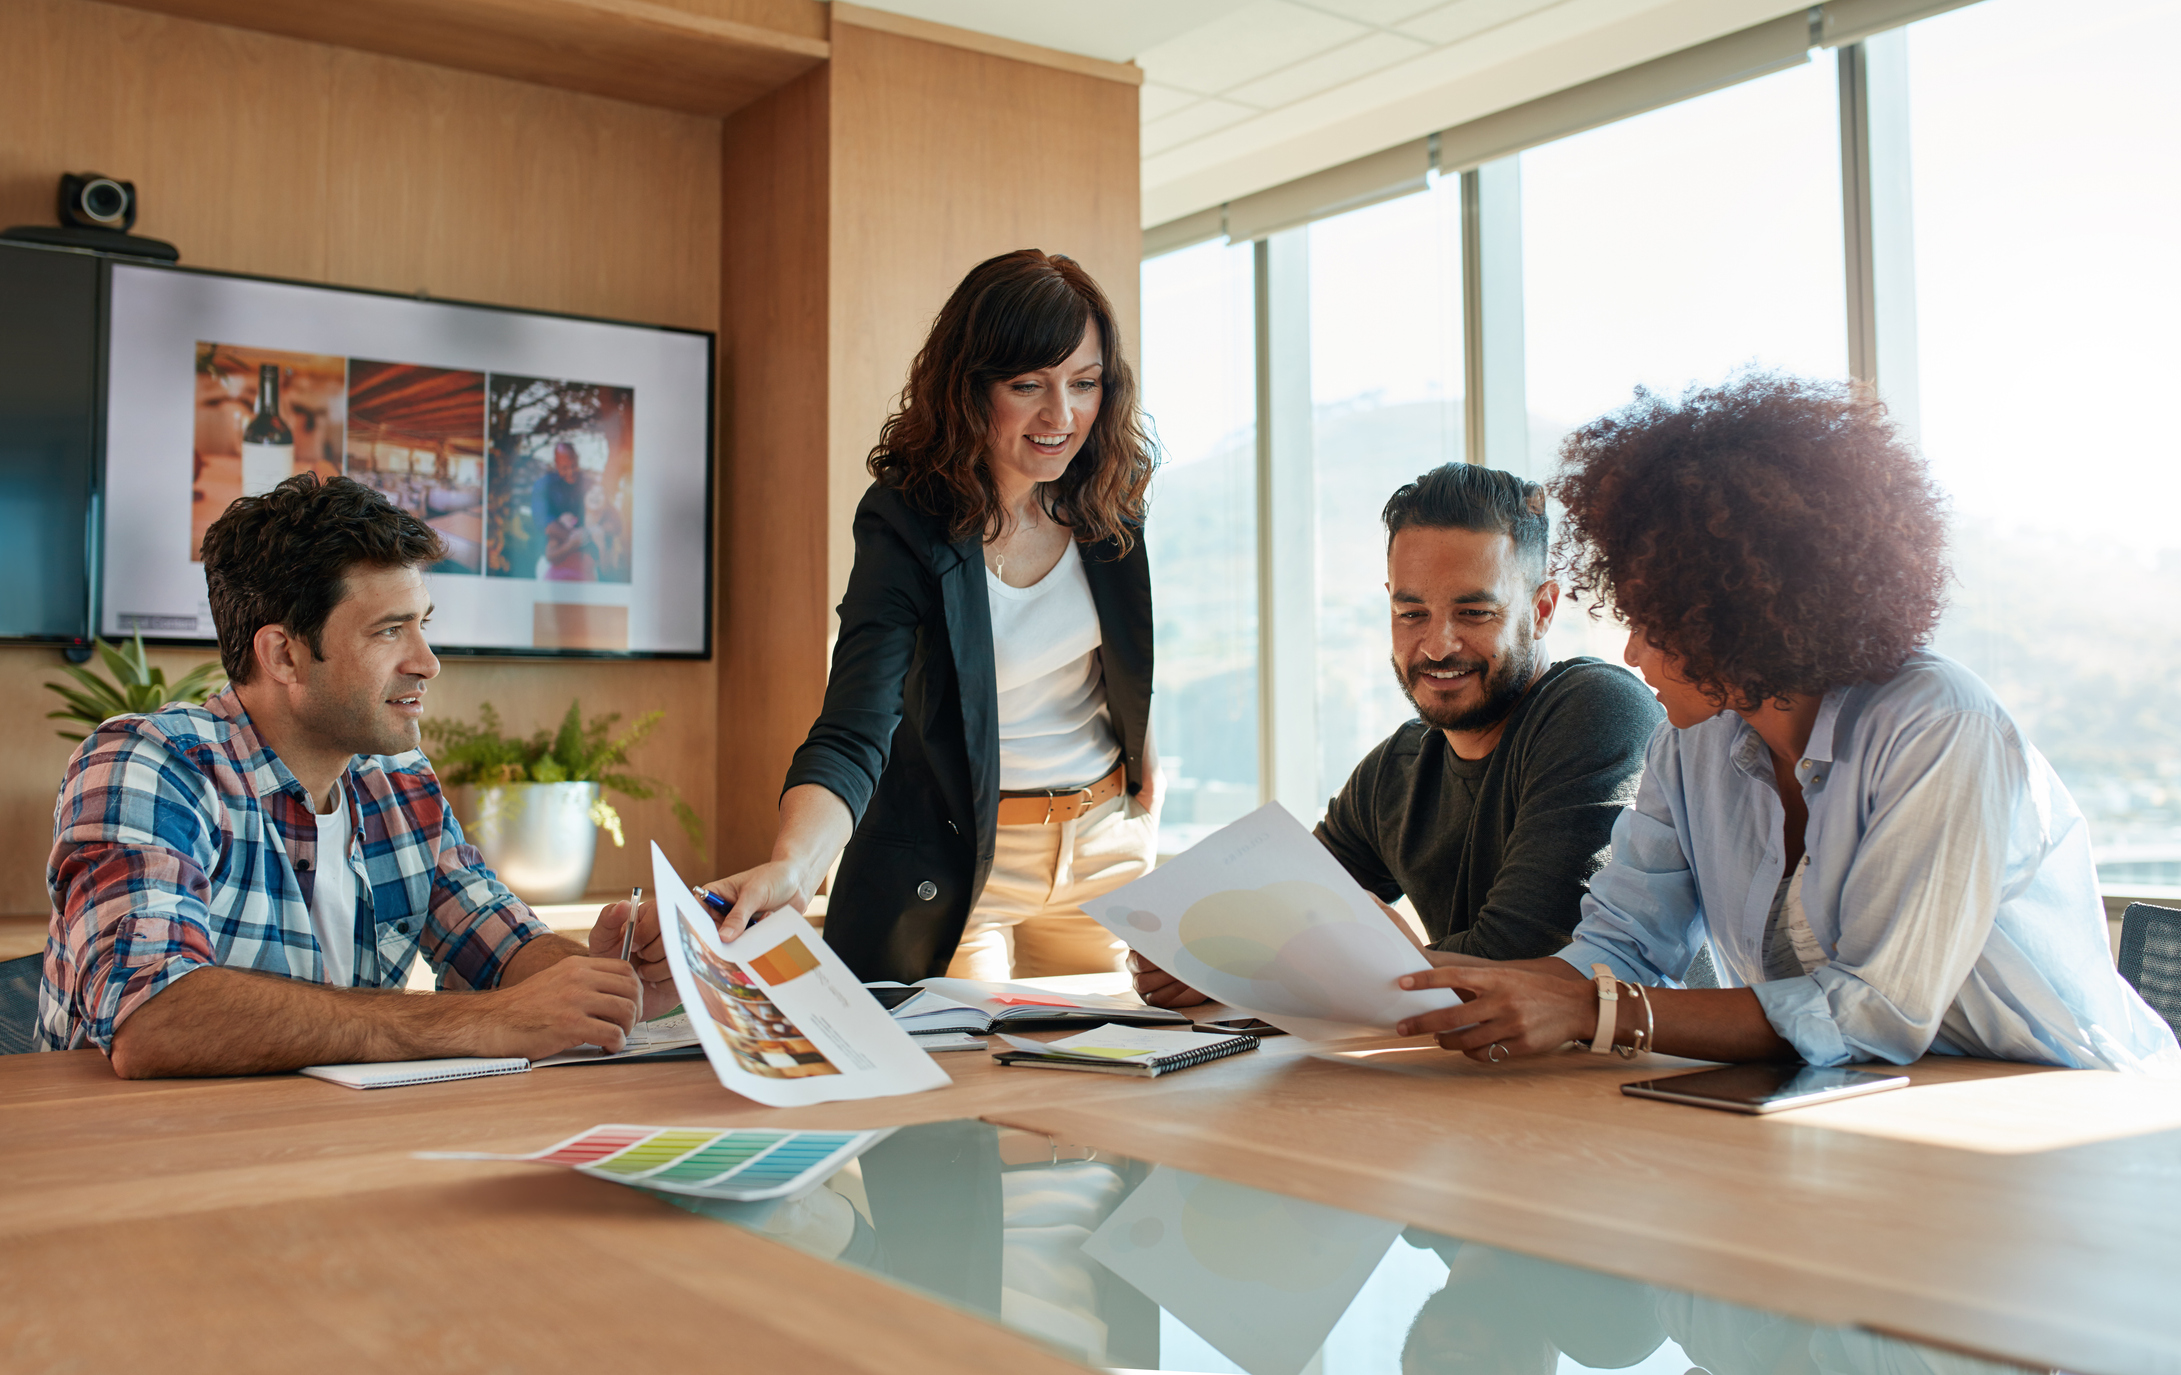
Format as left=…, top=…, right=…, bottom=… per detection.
left=693, top=885, right=766, bottom=932
left=620, top=886, right=642, bottom=1044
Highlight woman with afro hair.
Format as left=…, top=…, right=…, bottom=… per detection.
left=1392, top=374, right=2179, bottom=1073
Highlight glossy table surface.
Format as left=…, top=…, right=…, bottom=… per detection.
left=4, top=998, right=2180, bottom=1375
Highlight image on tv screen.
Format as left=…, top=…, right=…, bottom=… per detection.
left=104, top=264, right=711, bottom=656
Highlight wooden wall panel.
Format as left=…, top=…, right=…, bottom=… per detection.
left=0, top=0, right=340, bottom=283
left=716, top=67, right=831, bottom=871
left=320, top=51, right=722, bottom=328
left=91, top=0, right=827, bottom=118
left=825, top=23, right=1142, bottom=612
left=0, top=0, right=722, bottom=914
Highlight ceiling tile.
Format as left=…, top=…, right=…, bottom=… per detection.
left=1223, top=30, right=1432, bottom=108
left=1141, top=98, right=1261, bottom=155
left=1136, top=0, right=1372, bottom=95
left=1139, top=82, right=1203, bottom=123
left=1286, top=0, right=1449, bottom=26
left=1396, top=0, right=1568, bottom=47
left=849, top=0, right=1258, bottom=64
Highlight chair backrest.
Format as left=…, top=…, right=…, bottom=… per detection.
left=0, top=953, right=44, bottom=1056
left=1683, top=943, right=1721, bottom=989
left=2117, top=902, right=2181, bottom=1042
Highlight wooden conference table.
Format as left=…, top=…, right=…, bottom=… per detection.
left=4, top=996, right=2179, bottom=1375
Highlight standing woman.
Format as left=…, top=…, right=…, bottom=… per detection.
left=709, top=250, right=1160, bottom=983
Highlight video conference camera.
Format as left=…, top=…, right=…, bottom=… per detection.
left=2, top=171, right=179, bottom=261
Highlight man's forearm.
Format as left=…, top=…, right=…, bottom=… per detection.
left=108, top=966, right=489, bottom=1079
left=500, top=933, right=588, bottom=986
left=109, top=935, right=604, bottom=1079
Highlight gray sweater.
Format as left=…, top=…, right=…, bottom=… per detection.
left=1314, top=657, right=1663, bottom=959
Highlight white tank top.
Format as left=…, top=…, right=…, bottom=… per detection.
left=986, top=539, right=1122, bottom=791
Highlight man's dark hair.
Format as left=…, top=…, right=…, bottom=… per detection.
left=1382, top=463, right=1549, bottom=580
left=200, top=474, right=445, bottom=683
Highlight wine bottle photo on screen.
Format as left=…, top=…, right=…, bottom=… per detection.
left=240, top=362, right=294, bottom=497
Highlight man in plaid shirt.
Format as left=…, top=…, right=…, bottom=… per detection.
left=40, top=475, right=666, bottom=1076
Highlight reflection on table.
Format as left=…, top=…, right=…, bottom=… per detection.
left=645, top=1119, right=2041, bottom=1375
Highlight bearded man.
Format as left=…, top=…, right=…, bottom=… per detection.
left=1132, top=463, right=1663, bottom=1007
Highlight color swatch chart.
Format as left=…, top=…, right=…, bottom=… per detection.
left=418, top=1124, right=888, bottom=1201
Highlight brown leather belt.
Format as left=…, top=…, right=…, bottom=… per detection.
left=995, top=763, right=1127, bottom=826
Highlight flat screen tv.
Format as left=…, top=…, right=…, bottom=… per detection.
left=99, top=259, right=714, bottom=656
left=0, top=240, right=102, bottom=647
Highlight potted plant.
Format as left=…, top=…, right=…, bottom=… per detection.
left=45, top=635, right=227, bottom=740
left=424, top=701, right=703, bottom=904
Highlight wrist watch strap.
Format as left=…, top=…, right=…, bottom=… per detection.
left=1590, top=962, right=1618, bottom=1054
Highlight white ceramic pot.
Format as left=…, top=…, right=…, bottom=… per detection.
left=454, top=782, right=601, bottom=904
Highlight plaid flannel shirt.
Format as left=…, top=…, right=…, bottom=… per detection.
left=38, top=688, right=551, bottom=1053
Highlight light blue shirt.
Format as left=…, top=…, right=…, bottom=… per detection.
left=1560, top=652, right=2181, bottom=1073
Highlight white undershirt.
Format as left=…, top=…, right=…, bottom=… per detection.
left=309, top=783, right=358, bottom=988
left=987, top=540, right=1121, bottom=791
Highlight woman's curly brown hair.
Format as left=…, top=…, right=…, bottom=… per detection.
left=868, top=250, right=1155, bottom=553
left=1549, top=373, right=1950, bottom=708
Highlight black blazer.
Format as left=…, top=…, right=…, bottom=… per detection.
left=782, top=481, right=1154, bottom=983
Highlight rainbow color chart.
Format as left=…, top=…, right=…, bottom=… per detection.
left=418, top=1124, right=889, bottom=1201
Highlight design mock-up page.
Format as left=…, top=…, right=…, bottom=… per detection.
left=651, top=843, right=951, bottom=1106
left=1081, top=802, right=1462, bottom=1042
left=1081, top=1163, right=1404, bottom=1375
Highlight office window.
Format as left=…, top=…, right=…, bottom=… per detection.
left=1142, top=239, right=1259, bottom=850
left=1521, top=54, right=1849, bottom=670
left=1309, top=180, right=1465, bottom=806
left=1907, top=0, right=2181, bottom=883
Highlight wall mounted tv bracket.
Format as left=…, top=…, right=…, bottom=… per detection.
left=2, top=172, right=180, bottom=262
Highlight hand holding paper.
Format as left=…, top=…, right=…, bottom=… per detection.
left=651, top=843, right=950, bottom=1106
left=1083, top=803, right=1462, bottom=1042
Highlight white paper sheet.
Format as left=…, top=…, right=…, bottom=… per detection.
left=651, top=843, right=951, bottom=1106
left=1081, top=802, right=1461, bottom=1041
left=530, top=1013, right=702, bottom=1066
left=1080, top=1164, right=1403, bottom=1375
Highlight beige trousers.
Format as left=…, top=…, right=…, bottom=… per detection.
left=946, top=793, right=1159, bottom=981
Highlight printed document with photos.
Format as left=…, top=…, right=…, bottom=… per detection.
left=651, top=843, right=951, bottom=1106
left=1082, top=802, right=1462, bottom=1041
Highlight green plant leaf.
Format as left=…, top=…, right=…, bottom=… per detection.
left=671, top=797, right=707, bottom=856
left=43, top=682, right=118, bottom=721
left=52, top=662, right=129, bottom=710
left=590, top=795, right=626, bottom=847
left=421, top=698, right=704, bottom=855
left=167, top=663, right=227, bottom=703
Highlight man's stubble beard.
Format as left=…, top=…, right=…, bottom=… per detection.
left=1392, top=632, right=1539, bottom=734
left=294, top=671, right=421, bottom=761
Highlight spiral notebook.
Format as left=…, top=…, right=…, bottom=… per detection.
left=300, top=1057, right=531, bottom=1090
left=992, top=1024, right=1260, bottom=1077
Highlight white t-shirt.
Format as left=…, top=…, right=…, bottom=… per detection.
left=987, top=539, right=1122, bottom=791
left=309, top=783, right=358, bottom=988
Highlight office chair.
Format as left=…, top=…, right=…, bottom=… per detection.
left=1683, top=943, right=1721, bottom=988
left=0, top=953, right=43, bottom=1056
left=2118, top=902, right=2181, bottom=1042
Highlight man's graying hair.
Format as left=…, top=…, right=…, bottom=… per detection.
left=1382, top=463, right=1549, bottom=580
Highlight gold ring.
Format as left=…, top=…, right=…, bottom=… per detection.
left=1487, top=1042, right=1509, bottom=1063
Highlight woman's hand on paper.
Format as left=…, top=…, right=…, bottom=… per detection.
left=1393, top=963, right=1594, bottom=1061
left=587, top=898, right=677, bottom=1020
left=702, top=863, right=817, bottom=941
left=1127, top=951, right=1210, bottom=1008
